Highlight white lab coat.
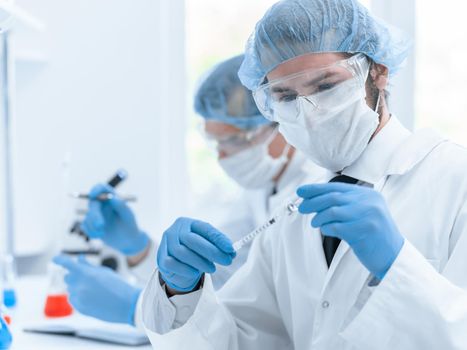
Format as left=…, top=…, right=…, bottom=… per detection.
left=133, top=149, right=321, bottom=327
left=140, top=116, right=467, bottom=349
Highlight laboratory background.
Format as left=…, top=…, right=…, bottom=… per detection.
left=0, top=0, right=464, bottom=348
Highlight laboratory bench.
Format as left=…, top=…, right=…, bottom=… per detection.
left=7, top=276, right=152, bottom=349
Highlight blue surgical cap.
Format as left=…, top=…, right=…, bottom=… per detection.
left=194, top=55, right=271, bottom=130
left=239, top=0, right=411, bottom=91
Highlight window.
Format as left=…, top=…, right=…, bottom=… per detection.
left=416, top=1, right=467, bottom=145
left=186, top=0, right=278, bottom=205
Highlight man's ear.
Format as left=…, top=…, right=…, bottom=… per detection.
left=370, top=63, right=389, bottom=91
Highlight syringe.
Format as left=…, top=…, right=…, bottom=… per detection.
left=68, top=192, right=137, bottom=202
left=232, top=197, right=303, bottom=252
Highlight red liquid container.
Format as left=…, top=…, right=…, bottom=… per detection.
left=44, top=294, right=73, bottom=318
left=44, top=263, right=73, bottom=318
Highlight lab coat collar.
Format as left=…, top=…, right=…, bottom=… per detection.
left=323, top=116, right=447, bottom=293
left=341, top=116, right=411, bottom=186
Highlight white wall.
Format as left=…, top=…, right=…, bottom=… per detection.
left=7, top=0, right=188, bottom=256
left=372, top=0, right=416, bottom=130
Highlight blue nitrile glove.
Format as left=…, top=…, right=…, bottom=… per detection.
left=53, top=255, right=141, bottom=325
left=81, top=184, right=149, bottom=256
left=297, top=183, right=404, bottom=280
left=157, top=217, right=236, bottom=292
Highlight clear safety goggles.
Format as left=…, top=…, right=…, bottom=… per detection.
left=201, top=122, right=278, bottom=157
left=253, top=54, right=370, bottom=122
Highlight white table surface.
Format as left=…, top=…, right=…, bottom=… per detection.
left=7, top=276, right=152, bottom=349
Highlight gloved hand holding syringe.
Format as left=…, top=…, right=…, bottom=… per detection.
left=69, top=169, right=137, bottom=202
left=232, top=197, right=302, bottom=252
left=157, top=196, right=303, bottom=293
left=67, top=169, right=150, bottom=256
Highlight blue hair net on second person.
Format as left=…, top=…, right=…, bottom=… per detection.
left=194, top=55, right=271, bottom=130
left=239, top=0, right=411, bottom=91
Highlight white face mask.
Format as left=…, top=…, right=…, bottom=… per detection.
left=276, top=78, right=379, bottom=172
left=218, top=129, right=290, bottom=189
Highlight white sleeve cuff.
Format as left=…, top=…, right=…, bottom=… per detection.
left=140, top=269, right=203, bottom=334
left=141, top=269, right=177, bottom=334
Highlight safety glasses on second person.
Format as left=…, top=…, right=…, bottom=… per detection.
left=253, top=53, right=370, bottom=123
left=202, top=122, right=278, bottom=157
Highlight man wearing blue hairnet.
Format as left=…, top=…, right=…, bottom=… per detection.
left=53, top=54, right=324, bottom=329
left=143, top=0, right=467, bottom=349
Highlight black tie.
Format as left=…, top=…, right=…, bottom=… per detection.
left=322, top=175, right=359, bottom=267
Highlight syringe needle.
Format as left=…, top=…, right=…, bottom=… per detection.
left=232, top=196, right=302, bottom=252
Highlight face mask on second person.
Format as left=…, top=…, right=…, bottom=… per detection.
left=217, top=126, right=290, bottom=189
left=253, top=54, right=380, bottom=172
